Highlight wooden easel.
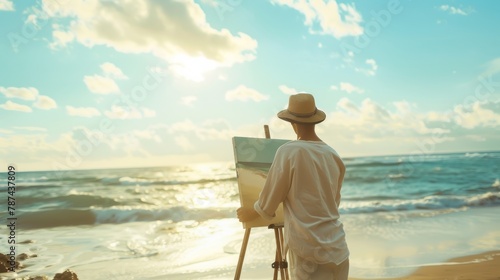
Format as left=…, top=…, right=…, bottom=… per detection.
left=234, top=125, right=289, bottom=280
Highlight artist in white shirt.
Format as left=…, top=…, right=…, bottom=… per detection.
left=237, top=93, right=349, bottom=280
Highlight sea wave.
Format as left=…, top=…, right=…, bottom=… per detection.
left=340, top=192, right=500, bottom=214
left=492, top=179, right=500, bottom=187
left=346, top=161, right=404, bottom=168
left=102, top=176, right=236, bottom=186
left=17, top=193, right=123, bottom=209
left=0, top=174, right=237, bottom=189
left=14, top=207, right=234, bottom=229
left=12, top=191, right=500, bottom=229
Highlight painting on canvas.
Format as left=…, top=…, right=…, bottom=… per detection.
left=232, top=136, right=290, bottom=228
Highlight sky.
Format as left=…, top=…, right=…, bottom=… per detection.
left=0, top=0, right=499, bottom=172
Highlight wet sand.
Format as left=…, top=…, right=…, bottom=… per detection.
left=351, top=250, right=500, bottom=280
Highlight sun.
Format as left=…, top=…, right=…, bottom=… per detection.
left=169, top=54, right=219, bottom=82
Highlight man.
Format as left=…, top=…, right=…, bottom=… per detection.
left=237, top=93, right=349, bottom=280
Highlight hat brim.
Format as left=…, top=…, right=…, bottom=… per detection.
left=277, top=109, right=326, bottom=124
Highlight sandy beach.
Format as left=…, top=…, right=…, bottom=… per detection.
left=351, top=251, right=500, bottom=280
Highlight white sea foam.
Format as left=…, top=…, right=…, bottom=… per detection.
left=493, top=178, right=500, bottom=187
left=341, top=192, right=500, bottom=214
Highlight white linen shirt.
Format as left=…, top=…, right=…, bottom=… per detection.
left=254, top=140, right=349, bottom=265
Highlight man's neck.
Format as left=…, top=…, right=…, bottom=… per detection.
left=296, top=126, right=321, bottom=141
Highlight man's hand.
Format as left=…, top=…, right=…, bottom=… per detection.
left=237, top=207, right=259, bottom=222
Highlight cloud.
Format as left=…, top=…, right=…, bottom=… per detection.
left=0, top=129, right=13, bottom=135
left=440, top=5, right=468, bottom=16
left=104, top=105, right=156, bottom=119
left=0, top=87, right=57, bottom=111
left=271, top=0, right=363, bottom=39
left=279, top=85, right=298, bottom=95
left=225, top=85, right=269, bottom=102
left=481, top=57, right=500, bottom=77
left=50, top=24, right=75, bottom=49
left=175, top=135, right=195, bottom=151
left=329, top=98, right=448, bottom=139
left=168, top=118, right=235, bottom=141
left=0, top=133, right=74, bottom=164
left=43, top=0, right=257, bottom=81
left=34, top=95, right=57, bottom=110
left=452, top=101, right=500, bottom=129
left=355, top=59, right=378, bottom=76
left=0, top=87, right=39, bottom=100
left=337, top=97, right=359, bottom=112
left=313, top=98, right=500, bottom=150
left=14, top=126, right=48, bottom=132
left=132, top=129, right=162, bottom=142
left=0, top=100, right=33, bottom=112
left=141, top=107, right=156, bottom=118
left=66, top=106, right=101, bottom=117
left=0, top=0, right=14, bottom=11
left=100, top=62, right=128, bottom=79
left=331, top=82, right=365, bottom=94
left=424, top=101, right=500, bottom=130
left=84, top=75, right=120, bottom=94
left=181, top=96, right=198, bottom=107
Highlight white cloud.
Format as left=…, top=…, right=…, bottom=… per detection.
left=465, top=134, right=486, bottom=142
left=168, top=119, right=198, bottom=133
left=225, top=85, right=269, bottom=102
left=34, top=95, right=57, bottom=110
left=452, top=101, right=500, bottom=129
left=181, top=96, right=198, bottom=107
left=142, top=107, right=156, bottom=118
left=49, top=25, right=75, bottom=49
left=100, top=62, right=128, bottom=79
left=168, top=118, right=235, bottom=141
left=482, top=57, right=500, bottom=77
left=66, top=106, right=101, bottom=118
left=132, top=129, right=161, bottom=142
left=84, top=75, right=120, bottom=94
left=0, top=128, right=13, bottom=134
left=175, top=135, right=195, bottom=151
left=0, top=101, right=32, bottom=112
left=104, top=105, right=140, bottom=119
left=356, top=59, right=378, bottom=76
left=330, top=98, right=448, bottom=138
left=0, top=0, right=14, bottom=11
left=0, top=133, right=74, bottom=166
left=279, top=85, right=298, bottom=95
left=43, top=0, right=257, bottom=82
left=271, top=0, right=363, bottom=39
left=331, top=82, right=365, bottom=94
left=440, top=5, right=468, bottom=16
left=25, top=14, right=38, bottom=26
left=14, top=126, right=47, bottom=132
left=0, top=87, right=39, bottom=100
left=425, top=101, right=500, bottom=131
left=104, top=105, right=156, bottom=119
left=337, top=97, right=359, bottom=113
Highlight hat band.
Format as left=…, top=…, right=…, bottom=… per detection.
left=287, top=108, right=317, bottom=118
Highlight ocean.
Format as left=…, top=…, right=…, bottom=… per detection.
left=1, top=151, right=499, bottom=279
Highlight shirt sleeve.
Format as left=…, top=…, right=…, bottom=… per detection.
left=254, top=147, right=292, bottom=220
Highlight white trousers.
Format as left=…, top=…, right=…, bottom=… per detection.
left=289, top=250, right=349, bottom=280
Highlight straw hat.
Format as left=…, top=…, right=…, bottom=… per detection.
left=277, top=93, right=326, bottom=124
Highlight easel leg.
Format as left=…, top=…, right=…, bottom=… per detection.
left=274, top=228, right=287, bottom=280
left=234, top=228, right=251, bottom=280
left=278, top=227, right=290, bottom=280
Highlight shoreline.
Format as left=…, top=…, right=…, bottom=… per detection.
left=350, top=250, right=500, bottom=280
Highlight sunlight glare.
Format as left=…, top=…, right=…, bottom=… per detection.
left=170, top=54, right=219, bottom=82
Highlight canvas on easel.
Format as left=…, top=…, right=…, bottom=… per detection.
left=232, top=136, right=289, bottom=228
